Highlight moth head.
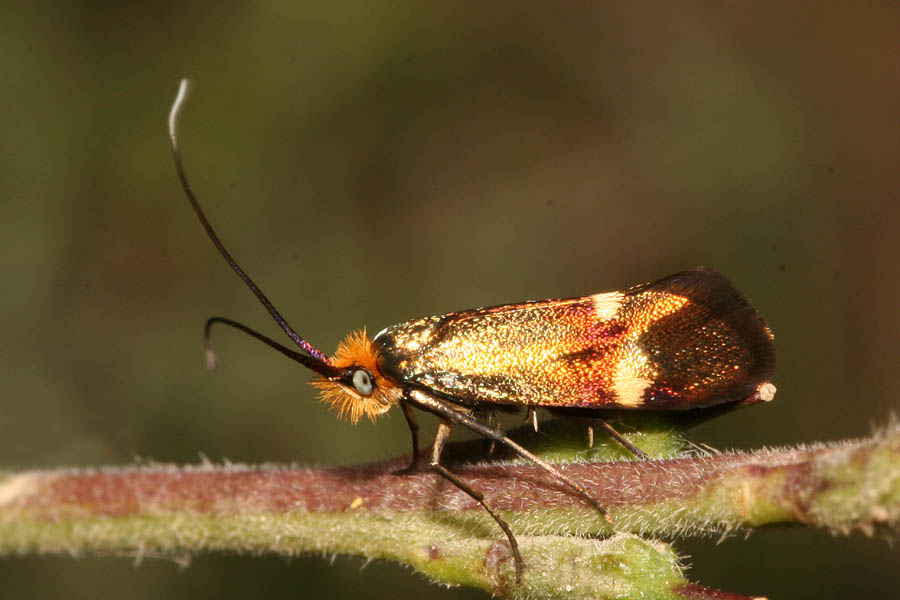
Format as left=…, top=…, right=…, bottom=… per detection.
left=168, top=81, right=402, bottom=425
left=310, top=330, right=401, bottom=424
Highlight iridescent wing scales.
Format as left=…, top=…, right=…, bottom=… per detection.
left=374, top=268, right=774, bottom=410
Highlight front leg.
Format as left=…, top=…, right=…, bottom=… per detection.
left=395, top=401, right=426, bottom=473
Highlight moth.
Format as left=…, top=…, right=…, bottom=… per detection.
left=168, top=79, right=776, bottom=582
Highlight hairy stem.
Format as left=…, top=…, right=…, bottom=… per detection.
left=1, top=418, right=897, bottom=599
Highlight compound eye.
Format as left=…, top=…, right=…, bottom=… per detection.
left=352, top=369, right=374, bottom=396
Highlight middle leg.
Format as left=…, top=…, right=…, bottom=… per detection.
left=429, top=419, right=524, bottom=584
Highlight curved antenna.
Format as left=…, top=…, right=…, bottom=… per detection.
left=204, top=317, right=341, bottom=379
left=168, top=79, right=332, bottom=365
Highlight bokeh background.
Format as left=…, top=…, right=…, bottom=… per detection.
left=2, top=2, right=898, bottom=598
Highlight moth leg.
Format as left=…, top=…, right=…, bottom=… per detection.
left=486, top=413, right=500, bottom=455
left=405, top=388, right=611, bottom=523
left=429, top=420, right=524, bottom=584
left=685, top=439, right=719, bottom=455
left=525, top=407, right=539, bottom=432
left=396, top=401, right=424, bottom=473
left=596, top=419, right=649, bottom=460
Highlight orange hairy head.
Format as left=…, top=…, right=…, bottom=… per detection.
left=309, top=330, right=402, bottom=424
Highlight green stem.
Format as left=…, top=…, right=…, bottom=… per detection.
left=1, top=418, right=897, bottom=599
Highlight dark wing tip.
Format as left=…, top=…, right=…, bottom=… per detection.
left=640, top=268, right=772, bottom=336
left=635, top=267, right=776, bottom=407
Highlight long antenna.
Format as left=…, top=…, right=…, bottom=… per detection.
left=168, top=79, right=332, bottom=366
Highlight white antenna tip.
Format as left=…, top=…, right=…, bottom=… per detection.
left=168, top=78, right=192, bottom=142
left=205, top=347, right=218, bottom=371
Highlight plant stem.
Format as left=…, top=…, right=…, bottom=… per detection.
left=1, top=418, right=897, bottom=598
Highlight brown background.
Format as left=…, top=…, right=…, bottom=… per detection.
left=1, top=2, right=898, bottom=598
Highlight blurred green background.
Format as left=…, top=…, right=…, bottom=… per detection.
left=2, top=2, right=898, bottom=598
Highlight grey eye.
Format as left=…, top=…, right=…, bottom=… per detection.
left=352, top=369, right=374, bottom=396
